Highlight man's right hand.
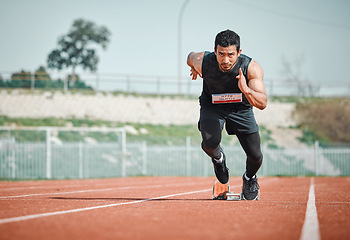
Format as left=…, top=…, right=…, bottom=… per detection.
left=190, top=67, right=201, bottom=80
left=187, top=51, right=205, bottom=80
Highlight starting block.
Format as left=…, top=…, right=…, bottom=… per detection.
left=226, top=192, right=242, bottom=201
left=212, top=180, right=242, bottom=201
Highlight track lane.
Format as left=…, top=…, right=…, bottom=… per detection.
left=0, top=177, right=213, bottom=219
left=1, top=177, right=348, bottom=240
left=315, top=177, right=350, bottom=240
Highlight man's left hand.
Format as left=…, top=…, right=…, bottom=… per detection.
left=237, top=68, right=250, bottom=94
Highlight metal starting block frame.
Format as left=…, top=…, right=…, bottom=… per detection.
left=212, top=180, right=242, bottom=201
left=226, top=192, right=242, bottom=201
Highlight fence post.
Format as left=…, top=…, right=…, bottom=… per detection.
left=269, top=80, right=273, bottom=98
left=10, top=143, right=16, bottom=179
left=142, top=141, right=147, bottom=175
left=203, top=151, right=209, bottom=177
left=156, top=77, right=161, bottom=96
left=46, top=128, right=52, bottom=179
left=31, top=74, right=35, bottom=90
left=186, top=136, right=191, bottom=176
left=96, top=73, right=100, bottom=92
left=64, top=76, right=68, bottom=93
left=186, top=76, right=191, bottom=98
left=262, top=144, right=267, bottom=177
left=79, top=141, right=83, bottom=179
left=314, top=141, right=319, bottom=176
left=126, top=75, right=131, bottom=93
left=121, top=129, right=127, bottom=177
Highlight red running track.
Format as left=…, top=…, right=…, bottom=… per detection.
left=0, top=176, right=349, bottom=240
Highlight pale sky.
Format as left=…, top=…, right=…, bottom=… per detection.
left=1, top=0, right=350, bottom=90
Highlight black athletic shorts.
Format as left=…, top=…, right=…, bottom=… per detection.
left=198, top=104, right=259, bottom=135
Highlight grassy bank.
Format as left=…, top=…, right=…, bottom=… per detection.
left=0, top=116, right=275, bottom=146
left=293, top=98, right=350, bottom=145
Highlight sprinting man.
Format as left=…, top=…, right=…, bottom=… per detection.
left=187, top=29, right=267, bottom=200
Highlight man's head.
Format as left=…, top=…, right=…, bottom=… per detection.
left=215, top=29, right=240, bottom=52
left=214, top=29, right=241, bottom=72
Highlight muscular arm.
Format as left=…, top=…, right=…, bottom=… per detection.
left=237, top=60, right=267, bottom=110
left=187, top=52, right=205, bottom=80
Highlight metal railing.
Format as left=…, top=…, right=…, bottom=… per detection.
left=1, top=140, right=349, bottom=180
left=1, top=71, right=350, bottom=97
left=0, top=127, right=127, bottom=179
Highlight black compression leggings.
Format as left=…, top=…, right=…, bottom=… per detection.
left=200, top=120, right=263, bottom=178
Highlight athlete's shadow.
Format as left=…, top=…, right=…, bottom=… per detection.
left=50, top=197, right=212, bottom=201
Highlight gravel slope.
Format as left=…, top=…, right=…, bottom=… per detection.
left=0, top=91, right=304, bottom=147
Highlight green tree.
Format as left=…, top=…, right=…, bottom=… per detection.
left=47, top=19, right=111, bottom=80
left=34, top=66, right=51, bottom=81
left=11, top=70, right=32, bottom=88
left=67, top=73, right=91, bottom=89
left=0, top=74, right=6, bottom=88
left=34, top=66, right=51, bottom=88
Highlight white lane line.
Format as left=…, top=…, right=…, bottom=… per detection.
left=0, top=178, right=277, bottom=224
left=0, top=181, right=206, bottom=199
left=0, top=179, right=195, bottom=191
left=0, top=178, right=276, bottom=224
left=0, top=184, right=87, bottom=191
left=0, top=177, right=278, bottom=199
left=300, top=177, right=321, bottom=240
left=0, top=188, right=212, bottom=225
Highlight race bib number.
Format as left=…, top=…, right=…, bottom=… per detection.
left=212, top=93, right=242, bottom=104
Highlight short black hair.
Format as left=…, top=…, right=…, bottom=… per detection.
left=214, top=29, right=240, bottom=52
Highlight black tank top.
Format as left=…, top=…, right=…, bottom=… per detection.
left=200, top=51, right=252, bottom=109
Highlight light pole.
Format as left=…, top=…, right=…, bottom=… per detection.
left=177, top=0, right=190, bottom=95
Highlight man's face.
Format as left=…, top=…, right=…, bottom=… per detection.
left=215, top=45, right=241, bottom=72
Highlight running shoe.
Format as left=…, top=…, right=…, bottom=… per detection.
left=242, top=173, right=260, bottom=200
left=211, top=152, right=229, bottom=184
